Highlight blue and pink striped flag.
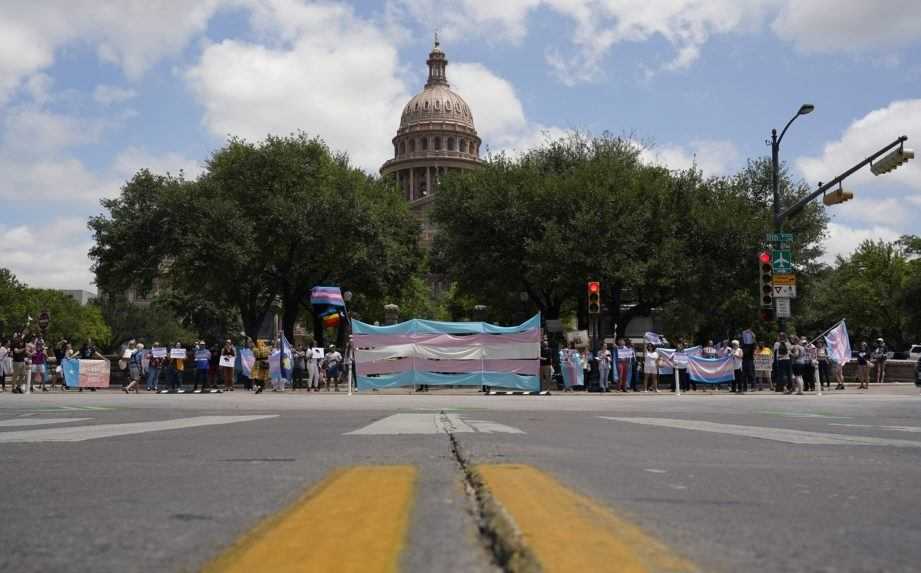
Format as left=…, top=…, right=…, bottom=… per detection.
left=310, top=286, right=345, bottom=307
left=687, top=354, right=735, bottom=384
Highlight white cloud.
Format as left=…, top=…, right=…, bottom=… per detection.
left=797, top=99, right=921, bottom=234
left=0, top=0, right=225, bottom=104
left=0, top=217, right=96, bottom=290
left=820, top=222, right=903, bottom=265
left=389, top=0, right=540, bottom=44
left=3, top=106, right=109, bottom=153
left=186, top=1, right=409, bottom=172
left=640, top=138, right=740, bottom=176
left=772, top=1, right=921, bottom=54
left=450, top=63, right=526, bottom=141
left=93, top=85, right=137, bottom=106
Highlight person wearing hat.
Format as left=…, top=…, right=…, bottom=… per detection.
left=192, top=341, right=211, bottom=392
left=856, top=341, right=870, bottom=390
left=730, top=340, right=744, bottom=393
left=219, top=339, right=236, bottom=391
left=872, top=338, right=888, bottom=385
left=124, top=343, right=145, bottom=393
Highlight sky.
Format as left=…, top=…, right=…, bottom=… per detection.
left=1, top=0, right=920, bottom=293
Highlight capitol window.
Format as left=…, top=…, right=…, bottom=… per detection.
left=409, top=139, right=415, bottom=152
left=447, top=137, right=455, bottom=151
left=399, top=141, right=406, bottom=155
left=434, top=100, right=440, bottom=110
left=421, top=137, right=428, bottom=151
left=434, top=137, right=441, bottom=151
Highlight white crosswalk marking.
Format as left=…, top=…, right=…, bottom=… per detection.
left=346, top=413, right=524, bottom=435
left=601, top=417, right=921, bottom=448
left=0, top=418, right=91, bottom=428
left=0, top=415, right=277, bottom=443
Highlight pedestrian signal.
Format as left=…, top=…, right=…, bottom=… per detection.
left=587, top=281, right=601, bottom=314
left=758, top=250, right=773, bottom=308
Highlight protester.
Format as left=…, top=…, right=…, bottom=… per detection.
left=124, top=343, right=145, bottom=393
left=146, top=342, right=164, bottom=391
left=252, top=339, right=270, bottom=394
left=773, top=333, right=792, bottom=393
left=219, top=339, right=236, bottom=392
left=856, top=342, right=870, bottom=389
left=872, top=338, right=888, bottom=384
left=789, top=336, right=806, bottom=395
left=754, top=342, right=772, bottom=391
left=741, top=335, right=756, bottom=393
left=0, top=338, right=10, bottom=392
left=595, top=345, right=611, bottom=393
left=615, top=338, right=631, bottom=392
left=166, top=341, right=186, bottom=392
left=208, top=343, right=220, bottom=389
left=643, top=343, right=659, bottom=393
left=293, top=344, right=306, bottom=389
left=831, top=350, right=846, bottom=391
left=306, top=341, right=321, bottom=392
left=730, top=340, right=744, bottom=393
left=324, top=345, right=343, bottom=392
left=702, top=340, right=717, bottom=359
left=816, top=340, right=831, bottom=391
left=581, top=347, right=593, bottom=390
left=192, top=341, right=211, bottom=392
left=802, top=337, right=817, bottom=392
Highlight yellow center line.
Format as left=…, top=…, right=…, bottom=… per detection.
left=203, top=465, right=417, bottom=573
left=477, top=464, right=698, bottom=573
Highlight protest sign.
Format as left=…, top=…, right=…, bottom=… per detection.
left=754, top=355, right=773, bottom=372
left=311, top=347, right=325, bottom=360
left=169, top=348, right=187, bottom=359
left=219, top=355, right=235, bottom=368
left=151, top=347, right=167, bottom=358
left=617, top=347, right=635, bottom=360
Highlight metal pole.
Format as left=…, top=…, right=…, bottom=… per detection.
left=674, top=367, right=681, bottom=396
left=771, top=128, right=787, bottom=334
left=25, top=360, right=31, bottom=395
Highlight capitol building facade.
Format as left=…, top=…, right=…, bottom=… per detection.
left=380, top=39, right=482, bottom=245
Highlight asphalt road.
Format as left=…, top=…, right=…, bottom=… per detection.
left=1, top=387, right=920, bottom=572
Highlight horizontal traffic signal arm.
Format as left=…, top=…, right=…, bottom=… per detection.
left=776, top=135, right=909, bottom=226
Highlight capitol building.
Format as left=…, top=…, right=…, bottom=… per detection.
left=380, top=39, right=482, bottom=245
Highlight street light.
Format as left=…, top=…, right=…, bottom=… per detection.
left=772, top=103, right=814, bottom=229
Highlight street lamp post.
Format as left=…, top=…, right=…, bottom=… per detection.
left=771, top=104, right=814, bottom=332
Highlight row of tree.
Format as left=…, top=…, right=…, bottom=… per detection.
left=0, top=269, right=110, bottom=345
left=86, top=131, right=919, bottom=350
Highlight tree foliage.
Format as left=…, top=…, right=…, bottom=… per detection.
left=432, top=133, right=828, bottom=341
left=89, top=133, right=421, bottom=341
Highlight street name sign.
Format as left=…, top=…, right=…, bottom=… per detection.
left=766, top=232, right=794, bottom=243
left=775, top=297, right=791, bottom=318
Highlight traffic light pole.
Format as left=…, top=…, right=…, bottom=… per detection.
left=775, top=135, right=907, bottom=227
left=772, top=130, right=909, bottom=332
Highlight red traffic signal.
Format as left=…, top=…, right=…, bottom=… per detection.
left=759, top=251, right=771, bottom=265
left=587, top=281, right=601, bottom=314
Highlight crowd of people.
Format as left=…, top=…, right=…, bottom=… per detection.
left=551, top=332, right=897, bottom=395
left=0, top=333, right=348, bottom=395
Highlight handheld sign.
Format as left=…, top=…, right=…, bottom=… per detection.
left=311, top=347, right=325, bottom=360
left=169, top=348, right=187, bottom=359
left=151, top=347, right=167, bottom=359
left=219, top=355, right=235, bottom=368
left=754, top=355, right=773, bottom=372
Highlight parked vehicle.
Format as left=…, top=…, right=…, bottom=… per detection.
left=909, top=344, right=921, bottom=362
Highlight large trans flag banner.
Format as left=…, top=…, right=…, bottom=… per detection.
left=687, top=354, right=735, bottom=384
left=825, top=320, right=852, bottom=364
left=559, top=349, right=583, bottom=388
left=353, top=314, right=541, bottom=391
left=62, top=358, right=111, bottom=388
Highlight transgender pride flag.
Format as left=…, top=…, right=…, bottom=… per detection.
left=824, top=320, right=852, bottom=364
left=310, top=286, right=345, bottom=308
left=687, top=354, right=735, bottom=384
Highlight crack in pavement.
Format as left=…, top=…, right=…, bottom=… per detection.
left=439, top=410, right=541, bottom=573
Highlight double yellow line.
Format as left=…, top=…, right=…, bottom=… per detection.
left=204, top=464, right=697, bottom=572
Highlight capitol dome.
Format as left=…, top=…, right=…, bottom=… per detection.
left=381, top=38, right=482, bottom=217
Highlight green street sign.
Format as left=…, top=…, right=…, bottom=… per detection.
left=772, top=250, right=793, bottom=273
left=766, top=232, right=794, bottom=243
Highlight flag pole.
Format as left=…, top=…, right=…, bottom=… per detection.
left=809, top=318, right=846, bottom=345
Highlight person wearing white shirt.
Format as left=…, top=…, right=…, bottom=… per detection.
left=643, top=343, right=659, bottom=393
left=730, top=340, right=744, bottom=393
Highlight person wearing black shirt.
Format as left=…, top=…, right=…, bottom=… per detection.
left=11, top=334, right=27, bottom=394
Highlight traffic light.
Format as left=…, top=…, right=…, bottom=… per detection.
left=587, top=281, right=601, bottom=314
left=871, top=146, right=914, bottom=175
left=823, top=188, right=854, bottom=206
left=758, top=250, right=773, bottom=308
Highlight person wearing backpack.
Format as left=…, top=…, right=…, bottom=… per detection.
left=773, top=333, right=792, bottom=393
left=123, top=343, right=145, bottom=393
left=789, top=336, right=806, bottom=395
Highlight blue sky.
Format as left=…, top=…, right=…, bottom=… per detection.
left=1, top=0, right=920, bottom=291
